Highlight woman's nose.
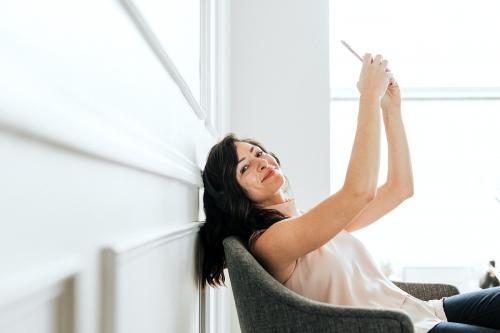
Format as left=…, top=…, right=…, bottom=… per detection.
left=258, top=159, right=269, bottom=170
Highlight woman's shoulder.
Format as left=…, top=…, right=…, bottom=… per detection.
left=248, top=229, right=266, bottom=249
left=248, top=209, right=305, bottom=252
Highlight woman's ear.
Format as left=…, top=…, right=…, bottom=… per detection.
left=269, top=152, right=280, bottom=166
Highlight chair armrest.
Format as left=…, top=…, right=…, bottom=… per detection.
left=267, top=298, right=414, bottom=333
left=392, top=281, right=460, bottom=301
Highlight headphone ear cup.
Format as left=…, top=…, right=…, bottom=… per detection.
left=269, top=152, right=280, bottom=166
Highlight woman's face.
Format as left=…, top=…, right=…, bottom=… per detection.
left=234, top=141, right=286, bottom=207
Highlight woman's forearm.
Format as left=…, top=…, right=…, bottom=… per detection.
left=343, top=94, right=381, bottom=197
left=382, top=108, right=414, bottom=195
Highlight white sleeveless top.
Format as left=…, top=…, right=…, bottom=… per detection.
left=250, top=199, right=448, bottom=333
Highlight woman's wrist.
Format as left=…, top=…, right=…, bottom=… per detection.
left=382, top=107, right=402, bottom=123
left=382, top=106, right=402, bottom=115
left=360, top=93, right=382, bottom=104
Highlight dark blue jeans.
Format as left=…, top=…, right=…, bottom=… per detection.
left=429, top=286, right=500, bottom=332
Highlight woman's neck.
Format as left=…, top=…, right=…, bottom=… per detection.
left=262, top=197, right=299, bottom=218
left=257, top=191, right=288, bottom=208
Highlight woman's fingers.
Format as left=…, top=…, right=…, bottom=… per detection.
left=358, top=52, right=396, bottom=96
left=363, top=53, right=372, bottom=65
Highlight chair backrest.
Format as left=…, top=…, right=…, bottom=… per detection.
left=222, top=236, right=416, bottom=333
left=222, top=235, right=330, bottom=332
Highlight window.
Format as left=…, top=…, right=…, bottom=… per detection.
left=330, top=0, right=500, bottom=282
left=330, top=0, right=500, bottom=90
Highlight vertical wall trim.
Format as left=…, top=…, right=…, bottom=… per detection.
left=57, top=277, right=76, bottom=333
left=200, top=0, right=225, bottom=330
left=214, top=0, right=224, bottom=137
left=201, top=0, right=221, bottom=139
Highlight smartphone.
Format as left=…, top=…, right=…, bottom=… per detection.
left=340, top=40, right=363, bottom=63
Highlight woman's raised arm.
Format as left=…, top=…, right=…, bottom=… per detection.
left=253, top=54, right=392, bottom=272
left=381, top=80, right=414, bottom=195
left=343, top=79, right=414, bottom=233
left=343, top=53, right=391, bottom=196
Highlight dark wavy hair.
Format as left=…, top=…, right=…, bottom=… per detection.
left=199, top=133, right=292, bottom=290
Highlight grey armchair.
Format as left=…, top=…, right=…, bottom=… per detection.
left=223, top=236, right=459, bottom=333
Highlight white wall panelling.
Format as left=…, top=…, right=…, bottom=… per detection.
left=0, top=74, right=203, bottom=187
left=101, top=223, right=202, bottom=333
left=0, top=126, right=202, bottom=333
left=118, top=0, right=222, bottom=139
left=0, top=0, right=224, bottom=332
left=0, top=258, right=79, bottom=333
left=118, top=0, right=202, bottom=106
left=0, top=0, right=216, bottom=171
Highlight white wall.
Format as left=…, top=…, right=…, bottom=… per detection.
left=0, top=0, right=332, bottom=332
left=229, top=0, right=332, bottom=210
left=0, top=0, right=220, bottom=332
left=216, top=1, right=331, bottom=330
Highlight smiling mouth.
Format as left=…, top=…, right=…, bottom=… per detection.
left=262, top=169, right=275, bottom=182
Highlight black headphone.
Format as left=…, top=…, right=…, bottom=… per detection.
left=202, top=151, right=281, bottom=212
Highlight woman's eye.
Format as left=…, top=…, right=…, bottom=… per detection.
left=240, top=151, right=264, bottom=174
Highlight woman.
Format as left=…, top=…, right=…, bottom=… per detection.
left=199, top=53, right=500, bottom=333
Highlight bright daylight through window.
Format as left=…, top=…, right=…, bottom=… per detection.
left=329, top=0, right=500, bottom=291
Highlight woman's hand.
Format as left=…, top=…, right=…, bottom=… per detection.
left=356, top=53, right=392, bottom=100
left=381, top=77, right=401, bottom=112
